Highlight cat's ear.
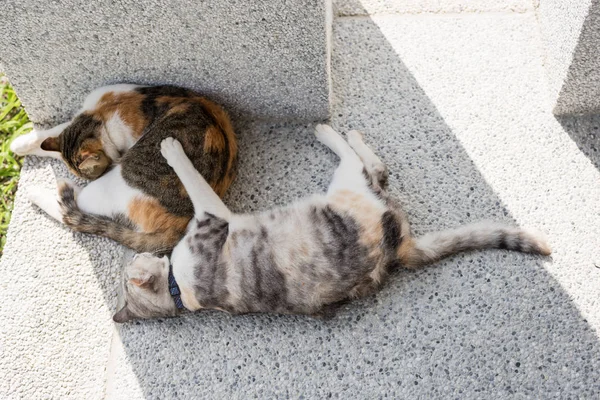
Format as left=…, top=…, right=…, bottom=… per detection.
left=41, top=137, right=60, bottom=152
left=129, top=274, right=156, bottom=289
left=113, top=306, right=133, bottom=323
left=78, top=152, right=110, bottom=179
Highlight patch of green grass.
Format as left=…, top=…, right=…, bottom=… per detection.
left=0, top=74, right=32, bottom=255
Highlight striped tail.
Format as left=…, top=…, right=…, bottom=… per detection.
left=401, top=221, right=551, bottom=268
left=57, top=182, right=182, bottom=254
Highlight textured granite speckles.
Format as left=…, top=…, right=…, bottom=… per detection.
left=536, top=0, right=600, bottom=115
left=0, top=158, right=124, bottom=399
left=552, top=0, right=600, bottom=115
left=0, top=0, right=330, bottom=123
left=556, top=114, right=600, bottom=170
left=106, top=14, right=600, bottom=398
left=334, top=0, right=533, bottom=16
left=4, top=8, right=600, bottom=400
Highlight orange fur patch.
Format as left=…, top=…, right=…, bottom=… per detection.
left=127, top=197, right=190, bottom=247
left=397, top=236, right=417, bottom=267
left=156, top=95, right=186, bottom=106
left=198, top=98, right=238, bottom=197
left=203, top=125, right=226, bottom=153
left=94, top=92, right=148, bottom=138
left=156, top=96, right=190, bottom=117
left=180, top=286, right=202, bottom=311
left=78, top=138, right=106, bottom=159
left=166, top=103, right=190, bottom=116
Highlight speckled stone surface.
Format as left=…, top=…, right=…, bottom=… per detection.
left=536, top=0, right=600, bottom=115
left=334, top=0, right=533, bottom=16
left=0, top=158, right=124, bottom=399
left=556, top=114, right=600, bottom=170
left=0, top=0, right=331, bottom=123
left=3, top=8, right=600, bottom=400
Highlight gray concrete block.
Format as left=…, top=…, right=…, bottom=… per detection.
left=0, top=0, right=332, bottom=123
left=334, top=0, right=532, bottom=16
left=106, top=13, right=600, bottom=399
left=537, top=0, right=600, bottom=115
left=4, top=8, right=600, bottom=399
left=0, top=158, right=124, bottom=399
left=556, top=114, right=600, bottom=170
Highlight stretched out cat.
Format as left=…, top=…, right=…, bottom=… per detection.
left=50, top=124, right=550, bottom=322
left=15, top=84, right=238, bottom=253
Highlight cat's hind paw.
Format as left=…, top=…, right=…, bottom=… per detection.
left=26, top=186, right=54, bottom=207
left=160, top=137, right=185, bottom=166
left=26, top=186, right=64, bottom=222
left=10, top=131, right=40, bottom=155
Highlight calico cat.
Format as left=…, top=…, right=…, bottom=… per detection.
left=52, top=125, right=551, bottom=322
left=15, top=84, right=237, bottom=253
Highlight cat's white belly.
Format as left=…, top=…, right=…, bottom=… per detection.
left=77, top=165, right=145, bottom=217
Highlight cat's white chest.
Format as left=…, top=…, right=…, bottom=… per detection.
left=170, top=239, right=203, bottom=311
left=103, top=112, right=136, bottom=158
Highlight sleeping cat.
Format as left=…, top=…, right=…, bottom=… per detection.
left=15, top=84, right=237, bottom=253
left=52, top=124, right=551, bottom=322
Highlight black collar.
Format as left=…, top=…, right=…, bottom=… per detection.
left=168, top=264, right=184, bottom=310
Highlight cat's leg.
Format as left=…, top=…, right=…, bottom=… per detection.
left=160, top=137, right=232, bottom=221
left=10, top=121, right=70, bottom=159
left=29, top=168, right=136, bottom=225
left=315, top=124, right=369, bottom=196
left=347, top=130, right=388, bottom=189
left=27, top=187, right=64, bottom=222
left=27, top=179, right=82, bottom=223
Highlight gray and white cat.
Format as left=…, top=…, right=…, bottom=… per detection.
left=56, top=125, right=551, bottom=322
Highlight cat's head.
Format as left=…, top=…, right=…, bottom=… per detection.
left=113, top=253, right=180, bottom=323
left=41, top=114, right=112, bottom=180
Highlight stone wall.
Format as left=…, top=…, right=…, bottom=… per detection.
left=0, top=0, right=332, bottom=123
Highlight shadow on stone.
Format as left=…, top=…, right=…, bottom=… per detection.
left=557, top=114, right=600, bottom=171
left=553, top=0, right=600, bottom=115
left=99, top=13, right=600, bottom=399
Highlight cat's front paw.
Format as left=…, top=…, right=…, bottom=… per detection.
left=314, top=124, right=337, bottom=140
left=10, top=131, right=39, bottom=155
left=160, top=137, right=185, bottom=166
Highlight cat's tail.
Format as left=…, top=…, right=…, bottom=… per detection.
left=400, top=221, right=551, bottom=268
left=55, top=182, right=183, bottom=254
